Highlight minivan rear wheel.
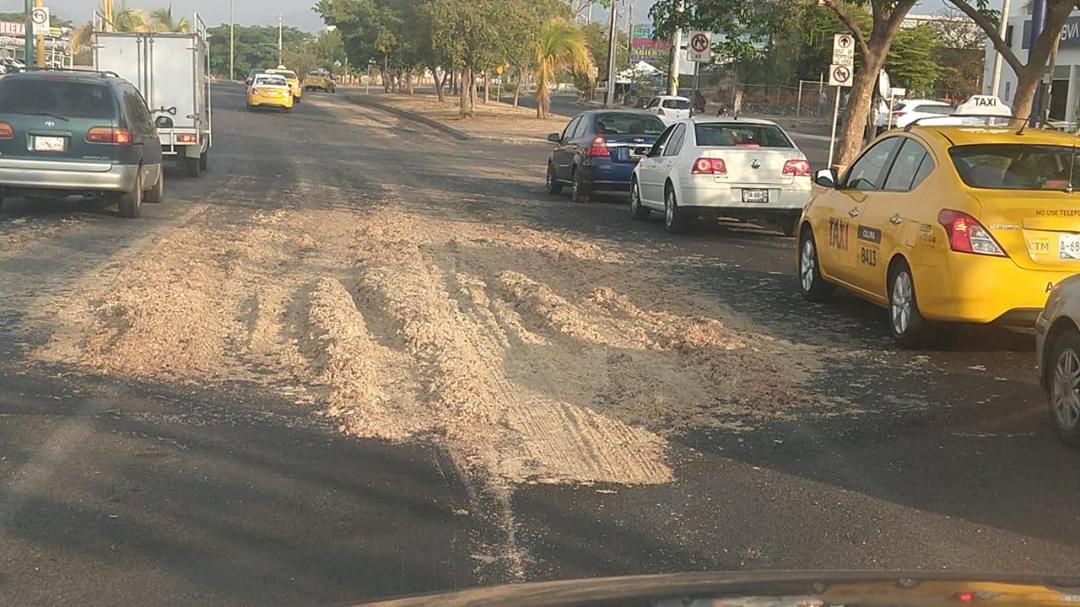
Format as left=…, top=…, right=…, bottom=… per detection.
left=118, top=172, right=143, bottom=218
left=143, top=169, right=164, bottom=203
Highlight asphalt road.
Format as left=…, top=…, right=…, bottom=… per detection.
left=1, top=83, right=1078, bottom=606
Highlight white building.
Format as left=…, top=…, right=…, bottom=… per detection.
left=983, top=3, right=1080, bottom=122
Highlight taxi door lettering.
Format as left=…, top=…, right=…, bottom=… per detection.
left=828, top=217, right=849, bottom=251
left=857, top=225, right=881, bottom=267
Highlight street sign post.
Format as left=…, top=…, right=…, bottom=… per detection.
left=30, top=6, right=48, bottom=35
left=832, top=33, right=854, bottom=67
left=826, top=51, right=854, bottom=168
left=687, top=31, right=711, bottom=63
left=828, top=64, right=852, bottom=87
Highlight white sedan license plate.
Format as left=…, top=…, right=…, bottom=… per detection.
left=742, top=188, right=769, bottom=203
left=1060, top=233, right=1080, bottom=260
left=33, top=136, right=65, bottom=152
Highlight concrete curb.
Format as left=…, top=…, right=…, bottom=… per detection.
left=343, top=94, right=548, bottom=145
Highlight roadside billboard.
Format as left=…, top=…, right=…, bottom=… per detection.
left=630, top=24, right=672, bottom=68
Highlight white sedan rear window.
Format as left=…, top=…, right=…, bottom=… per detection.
left=695, top=124, right=793, bottom=148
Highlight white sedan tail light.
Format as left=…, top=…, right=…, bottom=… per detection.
left=782, top=159, right=811, bottom=176
left=692, top=157, right=727, bottom=175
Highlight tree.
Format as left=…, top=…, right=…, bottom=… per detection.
left=653, top=0, right=920, bottom=167
left=947, top=0, right=1073, bottom=120
left=581, top=22, right=628, bottom=84
left=531, top=18, right=593, bottom=118
left=884, top=25, right=942, bottom=96
left=207, top=24, right=311, bottom=78
left=71, top=1, right=150, bottom=56
left=149, top=6, right=190, bottom=33
left=433, top=0, right=506, bottom=116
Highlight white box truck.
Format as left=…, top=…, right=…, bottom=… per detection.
left=92, top=15, right=211, bottom=177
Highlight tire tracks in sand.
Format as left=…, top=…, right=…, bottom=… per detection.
left=28, top=152, right=828, bottom=584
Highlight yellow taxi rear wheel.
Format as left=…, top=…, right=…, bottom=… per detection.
left=888, top=261, right=930, bottom=347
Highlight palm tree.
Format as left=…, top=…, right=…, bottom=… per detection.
left=149, top=6, right=190, bottom=33
left=531, top=18, right=594, bottom=119
left=72, top=1, right=150, bottom=54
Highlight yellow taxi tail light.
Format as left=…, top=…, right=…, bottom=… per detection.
left=937, top=209, right=1006, bottom=257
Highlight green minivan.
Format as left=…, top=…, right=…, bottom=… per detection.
left=0, top=69, right=164, bottom=218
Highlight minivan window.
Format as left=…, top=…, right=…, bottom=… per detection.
left=595, top=113, right=666, bottom=135
left=0, top=79, right=116, bottom=119
left=695, top=123, right=793, bottom=148
left=950, top=144, right=1080, bottom=190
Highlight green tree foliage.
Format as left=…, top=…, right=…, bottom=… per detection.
left=883, top=25, right=942, bottom=96
left=207, top=24, right=311, bottom=78
left=318, top=0, right=583, bottom=118
left=652, top=0, right=919, bottom=166
left=148, top=6, right=190, bottom=33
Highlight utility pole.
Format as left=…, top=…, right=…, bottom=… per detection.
left=33, top=0, right=43, bottom=68
left=626, top=3, right=633, bottom=66
left=229, top=0, right=235, bottom=80
left=605, top=0, right=618, bottom=107
left=668, top=0, right=684, bottom=95
left=989, top=0, right=1011, bottom=97
left=22, top=0, right=31, bottom=65
left=277, top=14, right=283, bottom=66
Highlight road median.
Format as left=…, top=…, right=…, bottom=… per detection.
left=345, top=92, right=567, bottom=144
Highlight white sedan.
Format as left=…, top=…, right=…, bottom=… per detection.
left=630, top=117, right=813, bottom=235
left=643, top=95, right=693, bottom=125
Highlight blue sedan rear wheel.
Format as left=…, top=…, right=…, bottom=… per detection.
left=546, top=163, right=562, bottom=195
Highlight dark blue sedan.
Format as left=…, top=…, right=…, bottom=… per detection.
left=545, top=110, right=666, bottom=203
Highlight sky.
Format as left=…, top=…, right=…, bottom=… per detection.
left=3, top=0, right=951, bottom=33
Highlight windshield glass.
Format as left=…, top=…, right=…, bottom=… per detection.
left=0, top=79, right=115, bottom=119
left=596, top=113, right=666, bottom=135
left=6, top=3, right=1065, bottom=604
left=950, top=144, right=1079, bottom=190
left=695, top=123, right=794, bottom=147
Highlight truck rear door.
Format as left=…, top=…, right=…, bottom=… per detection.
left=149, top=35, right=197, bottom=129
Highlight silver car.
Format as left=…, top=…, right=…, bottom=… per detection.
left=1036, top=273, right=1080, bottom=446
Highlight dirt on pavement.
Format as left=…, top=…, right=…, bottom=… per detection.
left=32, top=179, right=828, bottom=493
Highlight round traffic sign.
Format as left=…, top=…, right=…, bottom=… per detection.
left=832, top=65, right=851, bottom=84
left=690, top=33, right=709, bottom=53
left=837, top=34, right=852, bottom=49
left=30, top=8, right=47, bottom=25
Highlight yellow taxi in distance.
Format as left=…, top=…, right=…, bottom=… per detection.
left=304, top=70, right=336, bottom=93
left=267, top=66, right=302, bottom=103
left=246, top=73, right=294, bottom=112
left=798, top=121, right=1080, bottom=345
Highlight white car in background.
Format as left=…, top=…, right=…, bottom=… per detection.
left=888, top=99, right=955, bottom=128
left=630, top=117, right=812, bottom=236
left=643, top=95, right=693, bottom=125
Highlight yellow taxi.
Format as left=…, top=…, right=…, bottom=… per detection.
left=266, top=66, right=302, bottom=103
left=303, top=70, right=336, bottom=93
left=798, top=121, right=1080, bottom=345
left=246, top=72, right=294, bottom=111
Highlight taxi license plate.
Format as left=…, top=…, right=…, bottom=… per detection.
left=742, top=189, right=769, bottom=203
left=33, top=136, right=65, bottom=152
left=1060, top=233, right=1080, bottom=260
